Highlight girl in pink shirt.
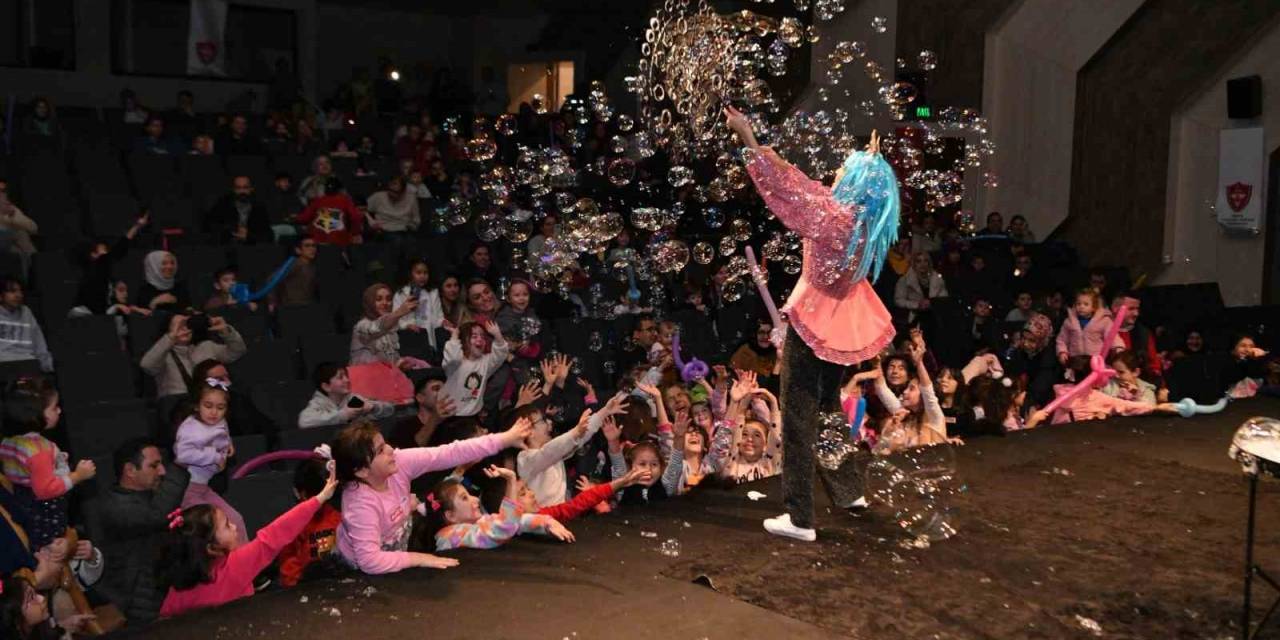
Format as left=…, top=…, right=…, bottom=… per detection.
left=157, top=465, right=339, bottom=618
left=332, top=418, right=531, bottom=574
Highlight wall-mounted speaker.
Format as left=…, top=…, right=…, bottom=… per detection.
left=1228, top=75, right=1262, bottom=119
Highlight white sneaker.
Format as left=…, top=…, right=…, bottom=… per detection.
left=763, top=513, right=816, bottom=542
left=848, top=496, right=869, bottom=510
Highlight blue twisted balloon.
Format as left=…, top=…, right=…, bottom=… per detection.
left=831, top=150, right=900, bottom=284
left=231, top=256, right=296, bottom=304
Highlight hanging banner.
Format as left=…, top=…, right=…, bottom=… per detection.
left=1216, top=127, right=1265, bottom=234
left=187, top=0, right=228, bottom=77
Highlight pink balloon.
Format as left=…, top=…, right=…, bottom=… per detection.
left=231, top=450, right=319, bottom=480
left=1039, top=306, right=1129, bottom=417
left=744, top=246, right=786, bottom=347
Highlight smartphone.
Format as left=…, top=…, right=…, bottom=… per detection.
left=347, top=396, right=365, bottom=409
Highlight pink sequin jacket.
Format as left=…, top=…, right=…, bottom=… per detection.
left=745, top=147, right=895, bottom=364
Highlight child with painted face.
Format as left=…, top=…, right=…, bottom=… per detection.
left=602, top=411, right=685, bottom=506
left=174, top=380, right=247, bottom=544
left=428, top=465, right=573, bottom=551
left=156, top=463, right=339, bottom=618
left=332, top=418, right=532, bottom=574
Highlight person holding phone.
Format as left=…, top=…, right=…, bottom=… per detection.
left=298, top=363, right=394, bottom=429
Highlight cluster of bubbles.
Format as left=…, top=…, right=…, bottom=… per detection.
left=658, top=538, right=682, bottom=557
left=865, top=444, right=962, bottom=541
left=435, top=0, right=996, bottom=305
left=815, top=412, right=857, bottom=470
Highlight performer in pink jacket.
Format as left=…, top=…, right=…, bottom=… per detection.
left=726, top=106, right=899, bottom=541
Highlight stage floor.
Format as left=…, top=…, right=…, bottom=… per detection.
left=121, top=398, right=1280, bottom=639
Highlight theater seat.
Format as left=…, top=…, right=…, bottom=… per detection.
left=225, top=471, right=296, bottom=538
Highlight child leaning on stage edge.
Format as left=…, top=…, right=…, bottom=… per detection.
left=442, top=319, right=509, bottom=417
left=276, top=458, right=344, bottom=587
left=515, top=393, right=630, bottom=508
left=332, top=417, right=532, bottom=575
left=156, top=463, right=339, bottom=618
left=603, top=411, right=685, bottom=506
left=174, top=379, right=248, bottom=544
left=427, top=465, right=574, bottom=551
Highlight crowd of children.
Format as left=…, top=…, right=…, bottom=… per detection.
left=0, top=91, right=1277, bottom=638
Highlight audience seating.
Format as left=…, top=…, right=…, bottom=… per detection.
left=300, top=333, right=351, bottom=375
left=64, top=398, right=150, bottom=459
left=228, top=339, right=299, bottom=388
left=250, top=379, right=315, bottom=432
left=225, top=471, right=296, bottom=537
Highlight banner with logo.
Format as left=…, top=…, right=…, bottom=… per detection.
left=1216, top=127, right=1265, bottom=234
left=186, top=0, right=228, bottom=76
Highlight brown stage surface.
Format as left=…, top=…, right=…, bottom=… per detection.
left=119, top=397, right=1280, bottom=639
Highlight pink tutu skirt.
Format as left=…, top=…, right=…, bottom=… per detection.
left=783, top=278, right=895, bottom=365
left=348, top=361, right=414, bottom=404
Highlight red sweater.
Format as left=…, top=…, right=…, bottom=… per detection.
left=296, top=193, right=363, bottom=247
left=1120, top=330, right=1162, bottom=381
left=537, top=483, right=615, bottom=522
left=276, top=504, right=341, bottom=587
left=159, top=497, right=322, bottom=618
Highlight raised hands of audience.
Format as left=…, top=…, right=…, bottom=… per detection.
left=598, top=393, right=631, bottom=421
left=516, top=380, right=544, bottom=408
left=483, top=319, right=503, bottom=339
left=602, top=416, right=623, bottom=453
left=544, top=518, right=576, bottom=543
left=729, top=369, right=759, bottom=404
left=70, top=459, right=97, bottom=484
left=570, top=408, right=593, bottom=439
left=315, top=464, right=339, bottom=504
left=501, top=416, right=535, bottom=449
left=616, top=465, right=652, bottom=487
left=575, top=376, right=596, bottom=401
left=74, top=540, right=94, bottom=561
left=672, top=409, right=690, bottom=439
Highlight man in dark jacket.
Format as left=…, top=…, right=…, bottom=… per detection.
left=205, top=175, right=272, bottom=245
left=97, top=438, right=189, bottom=624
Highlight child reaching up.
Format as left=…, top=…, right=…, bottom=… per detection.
left=277, top=458, right=344, bottom=587
left=174, top=380, right=247, bottom=544
left=517, top=393, right=630, bottom=508
left=429, top=465, right=574, bottom=551
left=519, top=467, right=651, bottom=526
left=333, top=418, right=532, bottom=574
left=603, top=415, right=685, bottom=506
left=442, top=320, right=509, bottom=417
left=1056, top=287, right=1124, bottom=365
left=157, top=463, right=339, bottom=617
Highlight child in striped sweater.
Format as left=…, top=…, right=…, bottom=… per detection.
left=428, top=465, right=574, bottom=550
left=0, top=377, right=95, bottom=548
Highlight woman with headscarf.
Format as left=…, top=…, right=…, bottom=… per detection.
left=135, top=250, right=191, bottom=312
left=1002, top=312, right=1061, bottom=410
left=347, top=283, right=423, bottom=404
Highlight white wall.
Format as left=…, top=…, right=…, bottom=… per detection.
left=1157, top=17, right=1280, bottom=306
left=0, top=0, right=317, bottom=110
left=977, top=0, right=1145, bottom=237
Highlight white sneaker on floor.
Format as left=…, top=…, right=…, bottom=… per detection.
left=763, top=513, right=816, bottom=542
left=848, top=496, right=869, bottom=509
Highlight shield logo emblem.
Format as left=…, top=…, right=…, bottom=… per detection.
left=196, top=41, right=218, bottom=65
left=1227, top=182, right=1252, bottom=212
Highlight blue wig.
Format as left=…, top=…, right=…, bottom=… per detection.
left=830, top=150, right=900, bottom=283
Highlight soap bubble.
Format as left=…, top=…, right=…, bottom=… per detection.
left=781, top=254, right=803, bottom=275
left=465, top=136, right=498, bottom=162
left=607, top=158, right=636, bottom=187
left=865, top=444, right=961, bottom=541
left=588, top=331, right=604, bottom=352
left=982, top=171, right=999, bottom=188
left=815, top=413, right=854, bottom=470
left=719, top=235, right=737, bottom=256
left=721, top=278, right=746, bottom=302
left=730, top=218, right=753, bottom=242
left=659, top=538, right=682, bottom=557
left=871, top=16, right=888, bottom=33
left=918, top=50, right=937, bottom=71
left=651, top=240, right=691, bottom=273
left=693, top=242, right=715, bottom=265
left=495, top=114, right=518, bottom=136
left=668, top=165, right=695, bottom=188
left=616, top=114, right=635, bottom=132
left=704, top=207, right=725, bottom=229
left=531, top=94, right=547, bottom=114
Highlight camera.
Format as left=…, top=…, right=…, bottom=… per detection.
left=347, top=396, right=365, bottom=409
left=186, top=314, right=210, bottom=335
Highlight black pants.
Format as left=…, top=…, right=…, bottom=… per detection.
left=780, top=326, right=867, bottom=529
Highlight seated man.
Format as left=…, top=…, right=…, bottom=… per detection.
left=96, top=438, right=189, bottom=625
